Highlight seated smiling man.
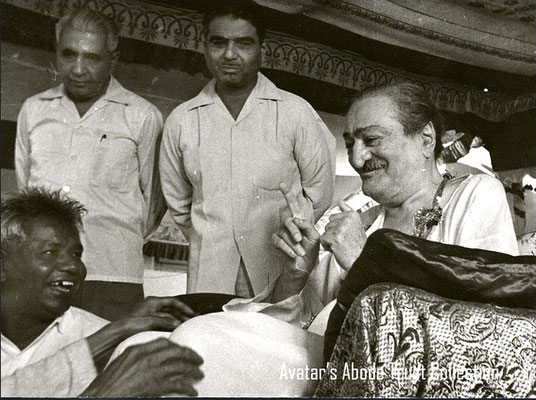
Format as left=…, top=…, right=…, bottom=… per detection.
left=1, top=188, right=203, bottom=397
left=108, top=81, right=520, bottom=397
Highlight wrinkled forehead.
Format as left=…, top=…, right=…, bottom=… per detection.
left=58, top=26, right=110, bottom=54
left=345, top=94, right=400, bottom=135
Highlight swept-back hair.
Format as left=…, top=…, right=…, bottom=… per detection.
left=354, top=81, right=445, bottom=158
left=1, top=187, right=86, bottom=258
left=202, top=0, right=267, bottom=43
left=56, top=7, right=120, bottom=52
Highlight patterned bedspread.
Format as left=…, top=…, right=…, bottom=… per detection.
left=315, top=283, right=536, bottom=397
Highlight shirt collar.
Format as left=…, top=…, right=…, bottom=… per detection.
left=38, top=76, right=131, bottom=106
left=55, top=308, right=72, bottom=335
left=0, top=310, right=69, bottom=351
left=187, top=72, right=282, bottom=111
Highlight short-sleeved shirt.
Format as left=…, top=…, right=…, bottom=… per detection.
left=16, top=78, right=165, bottom=283
left=1, top=307, right=109, bottom=394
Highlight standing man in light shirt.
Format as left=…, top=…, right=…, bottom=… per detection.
left=160, top=0, right=335, bottom=297
left=15, top=8, right=166, bottom=321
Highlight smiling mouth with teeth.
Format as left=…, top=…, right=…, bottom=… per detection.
left=50, top=281, right=76, bottom=292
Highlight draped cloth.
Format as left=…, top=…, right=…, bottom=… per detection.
left=108, top=313, right=325, bottom=397
left=315, top=283, right=536, bottom=397
left=317, top=229, right=536, bottom=397
left=323, top=229, right=535, bottom=362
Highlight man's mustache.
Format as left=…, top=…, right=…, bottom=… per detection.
left=357, top=158, right=387, bottom=173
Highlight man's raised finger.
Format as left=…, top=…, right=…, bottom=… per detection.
left=272, top=232, right=305, bottom=258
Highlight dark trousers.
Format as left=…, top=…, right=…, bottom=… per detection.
left=73, top=281, right=144, bottom=321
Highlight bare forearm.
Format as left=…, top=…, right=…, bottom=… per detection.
left=86, top=321, right=135, bottom=371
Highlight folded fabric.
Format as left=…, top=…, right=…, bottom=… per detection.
left=324, top=229, right=536, bottom=362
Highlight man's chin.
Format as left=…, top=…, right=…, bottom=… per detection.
left=361, top=178, right=386, bottom=200
left=220, top=76, right=247, bottom=88
left=65, top=85, right=105, bottom=104
left=46, top=302, right=72, bottom=318
left=65, top=91, right=95, bottom=103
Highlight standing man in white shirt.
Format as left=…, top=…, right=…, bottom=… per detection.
left=15, top=8, right=166, bottom=320
left=160, top=0, right=335, bottom=297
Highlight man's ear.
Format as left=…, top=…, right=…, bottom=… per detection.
left=421, top=122, right=436, bottom=159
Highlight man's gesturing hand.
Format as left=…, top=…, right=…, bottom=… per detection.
left=272, top=182, right=319, bottom=262
left=320, top=200, right=367, bottom=271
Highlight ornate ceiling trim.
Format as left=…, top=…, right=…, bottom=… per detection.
left=316, top=0, right=534, bottom=63
left=261, top=0, right=536, bottom=76
left=5, top=0, right=535, bottom=121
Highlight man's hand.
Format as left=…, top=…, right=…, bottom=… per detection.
left=320, top=200, right=367, bottom=271
left=87, top=296, right=197, bottom=370
left=126, top=296, right=197, bottom=331
left=272, top=182, right=319, bottom=262
left=270, top=184, right=321, bottom=302
left=82, top=338, right=204, bottom=397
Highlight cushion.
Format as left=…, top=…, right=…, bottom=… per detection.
left=324, top=229, right=536, bottom=362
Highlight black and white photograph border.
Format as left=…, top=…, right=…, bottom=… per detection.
left=1, top=0, right=535, bottom=397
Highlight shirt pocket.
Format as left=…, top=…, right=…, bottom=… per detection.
left=254, top=145, right=293, bottom=202
left=29, top=124, right=69, bottom=183
left=91, top=131, right=136, bottom=191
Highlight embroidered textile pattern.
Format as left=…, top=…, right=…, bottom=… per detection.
left=315, top=283, right=536, bottom=397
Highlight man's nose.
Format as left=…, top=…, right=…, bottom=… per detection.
left=57, top=253, right=83, bottom=274
left=350, top=140, right=372, bottom=169
left=223, top=42, right=237, bottom=59
left=71, top=56, right=86, bottom=75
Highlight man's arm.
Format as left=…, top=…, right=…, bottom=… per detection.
left=1, top=338, right=204, bottom=398
left=1, top=297, right=197, bottom=397
left=159, top=116, right=194, bottom=241
left=15, top=100, right=31, bottom=189
left=137, top=107, right=167, bottom=239
left=294, top=103, right=336, bottom=222
left=86, top=296, right=196, bottom=371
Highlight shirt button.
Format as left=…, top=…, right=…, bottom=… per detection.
left=240, top=235, right=244, bottom=240
left=71, top=155, right=77, bottom=160
left=62, top=185, right=71, bottom=193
